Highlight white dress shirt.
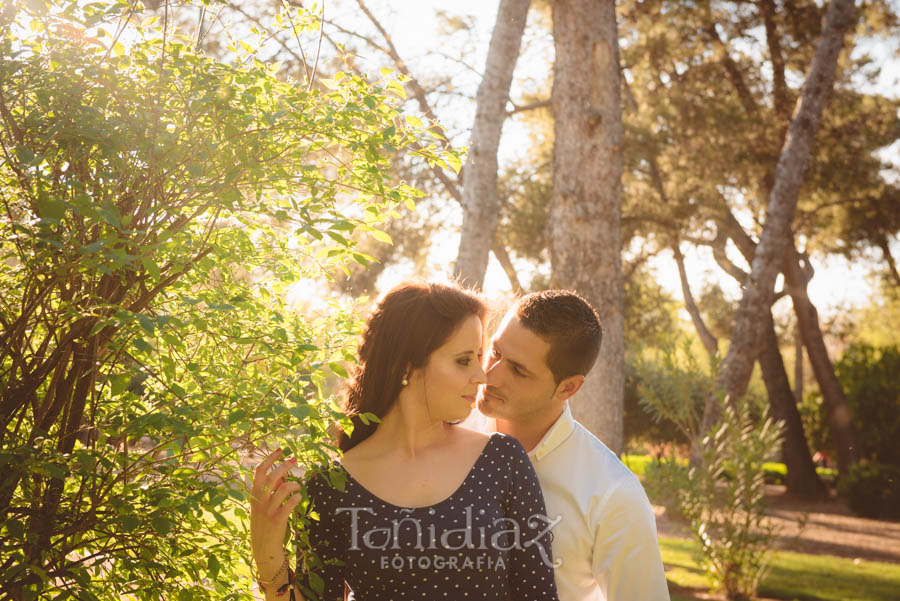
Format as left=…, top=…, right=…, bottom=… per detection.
left=467, top=405, right=670, bottom=601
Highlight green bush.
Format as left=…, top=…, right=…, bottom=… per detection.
left=762, top=462, right=787, bottom=485
left=834, top=344, right=900, bottom=468
left=837, top=463, right=900, bottom=520
left=0, top=0, right=456, bottom=598
left=635, top=341, right=783, bottom=601
left=643, top=459, right=690, bottom=522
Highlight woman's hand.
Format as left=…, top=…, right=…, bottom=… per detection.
left=250, top=448, right=303, bottom=576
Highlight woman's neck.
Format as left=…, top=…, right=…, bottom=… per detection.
left=362, top=398, right=453, bottom=459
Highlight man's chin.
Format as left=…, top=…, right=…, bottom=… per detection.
left=476, top=396, right=501, bottom=418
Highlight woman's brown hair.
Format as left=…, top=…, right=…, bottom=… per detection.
left=337, top=281, right=486, bottom=452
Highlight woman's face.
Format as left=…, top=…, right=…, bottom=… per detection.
left=415, top=314, right=486, bottom=422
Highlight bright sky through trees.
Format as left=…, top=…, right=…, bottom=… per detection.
left=364, top=0, right=900, bottom=321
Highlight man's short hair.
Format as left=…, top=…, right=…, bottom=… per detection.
left=513, top=290, right=602, bottom=384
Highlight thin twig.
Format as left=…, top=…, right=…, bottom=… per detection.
left=308, top=1, right=326, bottom=90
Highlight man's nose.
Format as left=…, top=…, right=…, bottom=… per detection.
left=484, top=359, right=501, bottom=384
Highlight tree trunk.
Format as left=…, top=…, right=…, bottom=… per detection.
left=700, top=0, right=856, bottom=437
left=674, top=244, right=719, bottom=357
left=784, top=247, right=858, bottom=474
left=710, top=220, right=826, bottom=496
left=794, top=326, right=804, bottom=404
left=759, top=311, right=828, bottom=499
left=453, top=0, right=531, bottom=288
left=548, top=0, right=624, bottom=453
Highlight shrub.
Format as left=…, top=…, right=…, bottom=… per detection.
left=837, top=463, right=900, bottom=520
left=834, top=344, right=900, bottom=468
left=643, top=458, right=690, bottom=522
left=0, top=0, right=455, bottom=598
left=636, top=341, right=783, bottom=601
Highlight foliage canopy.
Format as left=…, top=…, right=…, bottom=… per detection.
left=0, top=0, right=455, bottom=598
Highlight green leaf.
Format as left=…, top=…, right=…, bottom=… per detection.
left=207, top=554, right=220, bottom=579
left=289, top=405, right=312, bottom=421
left=446, top=152, right=462, bottom=174
left=109, top=373, right=129, bottom=396
left=151, top=515, right=173, bottom=535
left=142, top=257, right=161, bottom=280
left=227, top=410, right=247, bottom=424
left=212, top=511, right=229, bottom=528
left=37, top=197, right=66, bottom=221
left=370, top=230, right=392, bottom=245
left=136, top=313, right=156, bottom=334
left=6, top=519, right=25, bottom=540
left=119, top=515, right=140, bottom=532
left=133, top=338, right=153, bottom=354
left=309, top=572, right=324, bottom=594
left=328, top=362, right=348, bottom=378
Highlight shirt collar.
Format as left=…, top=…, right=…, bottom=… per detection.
left=528, top=403, right=576, bottom=462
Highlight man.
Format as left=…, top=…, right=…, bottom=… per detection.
left=475, top=290, right=670, bottom=601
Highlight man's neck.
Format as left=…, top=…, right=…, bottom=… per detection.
left=495, top=405, right=566, bottom=453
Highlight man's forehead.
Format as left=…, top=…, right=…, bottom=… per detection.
left=492, top=314, right=550, bottom=365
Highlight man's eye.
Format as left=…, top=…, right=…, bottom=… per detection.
left=491, top=348, right=500, bottom=358
left=513, top=367, right=526, bottom=377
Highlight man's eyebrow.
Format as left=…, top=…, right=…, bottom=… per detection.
left=492, top=341, right=533, bottom=375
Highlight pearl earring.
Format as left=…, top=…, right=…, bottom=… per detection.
left=401, top=377, right=409, bottom=386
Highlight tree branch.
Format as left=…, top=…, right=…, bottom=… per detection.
left=507, top=99, right=550, bottom=115
left=701, top=0, right=760, bottom=117
left=877, top=233, right=900, bottom=288
left=674, top=243, right=719, bottom=356
left=759, top=0, right=791, bottom=121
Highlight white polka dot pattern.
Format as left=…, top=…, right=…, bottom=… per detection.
left=298, top=433, right=559, bottom=601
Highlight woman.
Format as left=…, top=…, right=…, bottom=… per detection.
left=250, top=281, right=559, bottom=600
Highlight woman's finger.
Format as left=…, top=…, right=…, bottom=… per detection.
left=270, top=480, right=301, bottom=512
left=252, top=448, right=282, bottom=499
left=276, top=492, right=305, bottom=524
left=265, top=457, right=297, bottom=492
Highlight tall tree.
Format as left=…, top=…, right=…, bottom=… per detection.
left=704, top=0, right=857, bottom=445
left=454, top=0, right=532, bottom=288
left=548, top=0, right=625, bottom=452
left=711, top=231, right=828, bottom=498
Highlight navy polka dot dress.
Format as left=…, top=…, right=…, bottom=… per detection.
left=298, top=432, right=559, bottom=600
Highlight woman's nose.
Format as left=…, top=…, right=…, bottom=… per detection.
left=472, top=363, right=487, bottom=385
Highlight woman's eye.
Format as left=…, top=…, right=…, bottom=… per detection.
left=458, top=358, right=471, bottom=366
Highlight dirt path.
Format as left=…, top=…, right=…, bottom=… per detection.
left=654, top=484, right=900, bottom=564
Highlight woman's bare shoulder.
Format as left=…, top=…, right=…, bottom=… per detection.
left=451, top=426, right=491, bottom=451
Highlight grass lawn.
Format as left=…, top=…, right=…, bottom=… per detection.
left=622, top=454, right=837, bottom=484
left=661, top=536, right=900, bottom=601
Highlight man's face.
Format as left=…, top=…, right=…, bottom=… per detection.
left=478, top=312, right=560, bottom=423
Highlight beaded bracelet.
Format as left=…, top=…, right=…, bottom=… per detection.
left=258, top=554, right=291, bottom=595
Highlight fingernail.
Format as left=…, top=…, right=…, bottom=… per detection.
left=290, top=457, right=297, bottom=464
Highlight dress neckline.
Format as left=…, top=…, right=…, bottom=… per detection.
left=336, top=432, right=499, bottom=511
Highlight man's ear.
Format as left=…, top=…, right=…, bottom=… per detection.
left=553, top=374, right=585, bottom=402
